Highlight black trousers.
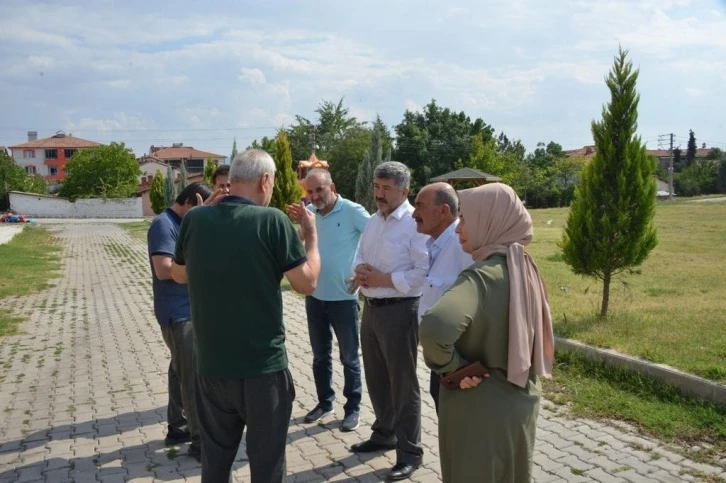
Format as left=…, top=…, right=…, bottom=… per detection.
left=160, top=320, right=200, bottom=449
left=195, top=369, right=295, bottom=483
left=360, top=297, right=424, bottom=465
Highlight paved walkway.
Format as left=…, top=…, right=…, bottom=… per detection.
left=0, top=222, right=724, bottom=483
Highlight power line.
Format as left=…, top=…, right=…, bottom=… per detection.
left=657, top=133, right=675, bottom=201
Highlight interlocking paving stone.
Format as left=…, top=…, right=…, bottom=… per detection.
left=0, top=222, right=722, bottom=482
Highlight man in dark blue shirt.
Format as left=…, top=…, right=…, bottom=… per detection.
left=148, top=182, right=214, bottom=461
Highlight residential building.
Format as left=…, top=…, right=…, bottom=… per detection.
left=138, top=158, right=176, bottom=184
left=565, top=144, right=712, bottom=169
left=9, top=131, right=100, bottom=182
left=137, top=171, right=203, bottom=217
left=139, top=143, right=225, bottom=173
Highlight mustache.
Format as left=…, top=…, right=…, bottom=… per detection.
left=375, top=198, right=387, bottom=203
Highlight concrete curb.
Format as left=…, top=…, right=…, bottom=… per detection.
left=555, top=337, right=726, bottom=406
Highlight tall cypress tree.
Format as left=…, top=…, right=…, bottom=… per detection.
left=150, top=171, right=165, bottom=214
left=560, top=47, right=658, bottom=319
left=231, top=138, right=238, bottom=163
left=179, top=160, right=188, bottom=191
left=164, top=164, right=176, bottom=208
left=270, top=130, right=302, bottom=211
left=686, top=130, right=697, bottom=167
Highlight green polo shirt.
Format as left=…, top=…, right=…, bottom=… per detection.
left=174, top=196, right=307, bottom=379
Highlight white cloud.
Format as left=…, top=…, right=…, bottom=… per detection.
left=685, top=87, right=704, bottom=98
left=238, top=68, right=266, bottom=85
left=1, top=0, right=725, bottom=157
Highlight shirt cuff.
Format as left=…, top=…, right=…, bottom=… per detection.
left=391, top=271, right=411, bottom=294
left=437, top=351, right=469, bottom=375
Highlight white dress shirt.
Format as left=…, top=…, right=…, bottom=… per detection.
left=417, top=219, right=474, bottom=323
left=353, top=200, right=430, bottom=299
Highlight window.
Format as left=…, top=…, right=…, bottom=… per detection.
left=49, top=166, right=58, bottom=176
left=25, top=166, right=36, bottom=175
left=64, top=148, right=76, bottom=158
left=23, top=150, right=35, bottom=159
left=45, top=149, right=58, bottom=159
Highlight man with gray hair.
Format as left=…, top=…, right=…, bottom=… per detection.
left=412, top=182, right=473, bottom=413
left=171, top=149, right=321, bottom=483
left=349, top=161, right=429, bottom=481
left=287, top=168, right=370, bottom=432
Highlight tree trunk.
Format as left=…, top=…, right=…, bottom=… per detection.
left=601, top=272, right=611, bottom=319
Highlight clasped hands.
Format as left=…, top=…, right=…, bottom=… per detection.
left=345, top=263, right=387, bottom=293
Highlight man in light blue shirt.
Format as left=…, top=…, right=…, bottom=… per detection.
left=288, top=169, right=370, bottom=432
left=412, top=182, right=473, bottom=413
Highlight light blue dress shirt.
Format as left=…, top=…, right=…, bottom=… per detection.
left=309, top=196, right=371, bottom=301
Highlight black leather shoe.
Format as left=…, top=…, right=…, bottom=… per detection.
left=349, top=440, right=396, bottom=453
left=387, top=461, right=421, bottom=481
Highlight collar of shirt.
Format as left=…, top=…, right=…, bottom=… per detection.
left=376, top=199, right=411, bottom=221
left=427, top=219, right=459, bottom=266
left=164, top=207, right=182, bottom=224
left=219, top=195, right=257, bottom=206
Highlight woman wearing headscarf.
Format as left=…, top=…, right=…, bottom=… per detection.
left=419, top=183, right=555, bottom=482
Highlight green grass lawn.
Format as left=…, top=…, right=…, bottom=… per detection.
left=528, top=199, right=726, bottom=382
left=121, top=220, right=152, bottom=243
left=0, top=225, right=62, bottom=336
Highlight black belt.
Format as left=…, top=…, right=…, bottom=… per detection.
left=365, top=296, right=418, bottom=307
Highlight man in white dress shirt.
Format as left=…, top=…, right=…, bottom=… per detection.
left=349, top=161, right=429, bottom=482
left=412, top=182, right=473, bottom=414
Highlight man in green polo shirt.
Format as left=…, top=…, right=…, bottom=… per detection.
left=171, top=149, right=320, bottom=483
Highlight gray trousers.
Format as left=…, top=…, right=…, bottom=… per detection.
left=360, top=297, right=424, bottom=464
left=195, top=369, right=295, bottom=483
left=160, top=320, right=200, bottom=449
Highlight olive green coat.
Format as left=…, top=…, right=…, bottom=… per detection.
left=419, top=255, right=541, bottom=483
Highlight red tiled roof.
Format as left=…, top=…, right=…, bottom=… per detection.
left=151, top=146, right=225, bottom=160
left=566, top=145, right=714, bottom=159
left=10, top=133, right=100, bottom=149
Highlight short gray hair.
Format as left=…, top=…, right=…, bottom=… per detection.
left=434, top=184, right=459, bottom=214
left=229, top=149, right=276, bottom=182
left=305, top=168, right=332, bottom=184
left=374, top=161, right=410, bottom=189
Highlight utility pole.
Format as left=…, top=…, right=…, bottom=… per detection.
left=658, top=133, right=675, bottom=200
left=308, top=126, right=316, bottom=155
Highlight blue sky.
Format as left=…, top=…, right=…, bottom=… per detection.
left=1, top=0, right=725, bottom=159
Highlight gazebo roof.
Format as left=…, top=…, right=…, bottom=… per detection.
left=430, top=167, right=502, bottom=183
left=298, top=152, right=329, bottom=169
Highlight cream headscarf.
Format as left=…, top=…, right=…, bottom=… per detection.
left=457, top=183, right=554, bottom=388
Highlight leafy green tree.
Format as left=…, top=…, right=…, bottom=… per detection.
left=270, top=130, right=303, bottom=211
left=356, top=122, right=386, bottom=213
left=164, top=164, right=176, bottom=208
left=231, top=138, right=238, bottom=163
left=675, top=161, right=718, bottom=196
left=673, top=147, right=683, bottom=172
left=59, top=143, right=140, bottom=200
left=560, top=48, right=658, bottom=319
left=150, top=171, right=165, bottom=214
left=248, top=136, right=276, bottom=158
left=328, top=125, right=370, bottom=200
left=0, top=152, right=47, bottom=209
left=394, top=99, right=494, bottom=191
left=717, top=160, right=726, bottom=194
left=203, top=157, right=215, bottom=185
